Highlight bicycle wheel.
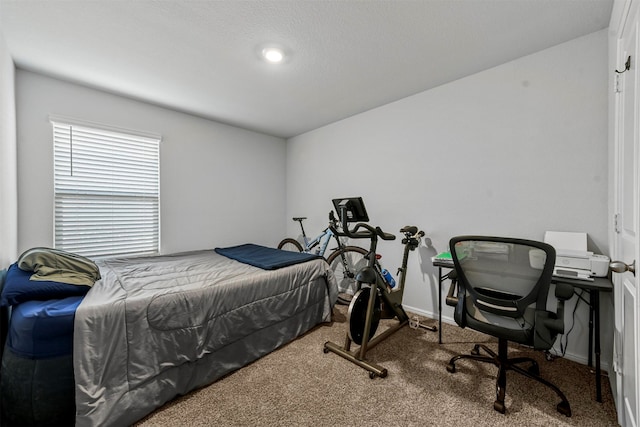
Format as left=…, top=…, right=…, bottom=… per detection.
left=277, top=238, right=303, bottom=252
left=326, top=246, right=369, bottom=305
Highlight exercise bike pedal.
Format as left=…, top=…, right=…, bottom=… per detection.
left=409, top=316, right=437, bottom=332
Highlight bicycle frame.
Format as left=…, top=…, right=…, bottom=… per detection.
left=280, top=213, right=372, bottom=307
left=295, top=212, right=351, bottom=258
left=285, top=214, right=368, bottom=295
left=301, top=227, right=335, bottom=256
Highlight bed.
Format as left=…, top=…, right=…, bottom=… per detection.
left=1, top=296, right=82, bottom=426
left=0, top=245, right=338, bottom=427
left=0, top=260, right=91, bottom=426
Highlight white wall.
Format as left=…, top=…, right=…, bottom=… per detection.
left=287, top=30, right=610, bottom=366
left=0, top=15, right=17, bottom=267
left=16, top=71, right=287, bottom=255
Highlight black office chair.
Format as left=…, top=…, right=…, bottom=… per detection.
left=445, top=236, right=574, bottom=416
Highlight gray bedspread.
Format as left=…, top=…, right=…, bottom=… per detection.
left=73, top=249, right=337, bottom=427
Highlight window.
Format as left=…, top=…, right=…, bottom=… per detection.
left=51, top=117, right=160, bottom=258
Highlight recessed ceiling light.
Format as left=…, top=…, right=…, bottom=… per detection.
left=261, top=47, right=285, bottom=64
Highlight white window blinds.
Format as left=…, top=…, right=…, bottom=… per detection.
left=52, top=119, right=160, bottom=258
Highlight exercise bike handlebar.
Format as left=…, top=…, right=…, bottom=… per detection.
left=353, top=223, right=396, bottom=241
left=332, top=207, right=396, bottom=241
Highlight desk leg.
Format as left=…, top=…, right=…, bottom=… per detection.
left=593, top=290, right=602, bottom=403
left=438, top=267, right=442, bottom=344
left=588, top=290, right=594, bottom=368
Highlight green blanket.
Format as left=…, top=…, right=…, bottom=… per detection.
left=17, top=247, right=100, bottom=287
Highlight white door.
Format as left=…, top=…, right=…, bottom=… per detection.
left=614, top=2, right=640, bottom=425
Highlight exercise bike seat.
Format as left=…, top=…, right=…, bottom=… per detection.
left=400, top=225, right=418, bottom=235
left=292, top=217, right=307, bottom=222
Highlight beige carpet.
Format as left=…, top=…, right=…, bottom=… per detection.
left=135, top=305, right=618, bottom=427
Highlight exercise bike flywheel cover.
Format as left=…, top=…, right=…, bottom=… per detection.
left=347, top=286, right=381, bottom=345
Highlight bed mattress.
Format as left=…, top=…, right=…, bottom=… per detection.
left=8, top=296, right=83, bottom=358
left=1, top=297, right=83, bottom=426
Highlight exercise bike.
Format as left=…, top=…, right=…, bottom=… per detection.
left=323, top=197, right=436, bottom=379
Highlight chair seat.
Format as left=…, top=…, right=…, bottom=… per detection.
left=465, top=297, right=536, bottom=344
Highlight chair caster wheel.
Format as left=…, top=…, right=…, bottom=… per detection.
left=323, top=347, right=329, bottom=354
left=493, top=400, right=506, bottom=414
left=557, top=401, right=571, bottom=417
left=369, top=371, right=376, bottom=379
left=446, top=363, right=456, bottom=373
left=471, top=345, right=480, bottom=356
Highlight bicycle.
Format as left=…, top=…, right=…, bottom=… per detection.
left=323, top=197, right=435, bottom=378
left=277, top=211, right=373, bottom=304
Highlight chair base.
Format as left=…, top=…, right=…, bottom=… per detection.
left=446, top=338, right=571, bottom=417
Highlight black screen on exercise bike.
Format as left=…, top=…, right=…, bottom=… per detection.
left=332, top=197, right=369, bottom=223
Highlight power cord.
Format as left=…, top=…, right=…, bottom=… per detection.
left=557, top=288, right=586, bottom=358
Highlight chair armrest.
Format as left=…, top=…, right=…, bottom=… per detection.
left=541, top=283, right=575, bottom=336
left=555, top=282, right=574, bottom=300
left=535, top=310, right=561, bottom=349
left=446, top=274, right=458, bottom=307
left=542, top=312, right=564, bottom=335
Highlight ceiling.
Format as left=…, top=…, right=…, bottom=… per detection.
left=0, top=0, right=613, bottom=139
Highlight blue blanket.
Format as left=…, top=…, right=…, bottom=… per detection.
left=214, top=244, right=321, bottom=270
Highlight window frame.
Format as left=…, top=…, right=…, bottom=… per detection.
left=50, top=115, right=161, bottom=259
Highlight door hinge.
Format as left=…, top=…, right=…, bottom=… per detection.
left=614, top=213, right=621, bottom=233
left=615, top=73, right=622, bottom=93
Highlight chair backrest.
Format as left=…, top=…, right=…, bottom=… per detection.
left=449, top=236, right=555, bottom=326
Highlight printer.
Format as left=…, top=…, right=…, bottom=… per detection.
left=543, top=231, right=610, bottom=281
